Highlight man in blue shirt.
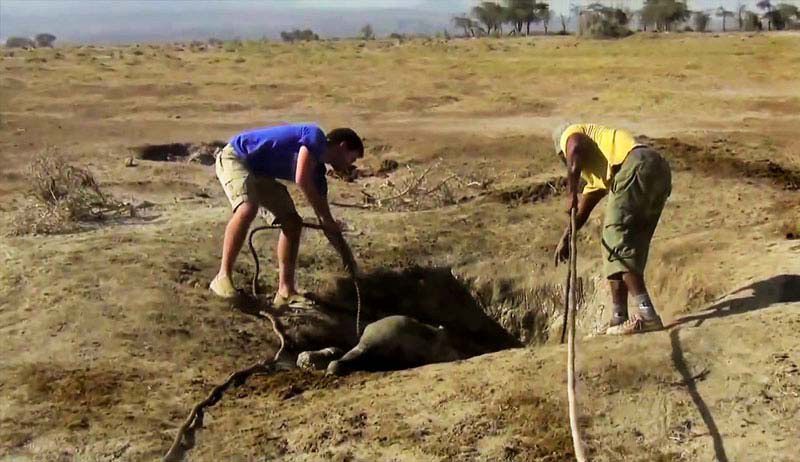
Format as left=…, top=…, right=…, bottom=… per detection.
left=210, top=123, right=363, bottom=308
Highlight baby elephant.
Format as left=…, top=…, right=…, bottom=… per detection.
left=326, top=315, right=461, bottom=376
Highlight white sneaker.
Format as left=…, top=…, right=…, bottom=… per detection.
left=606, top=314, right=664, bottom=335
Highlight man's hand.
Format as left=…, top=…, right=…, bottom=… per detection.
left=566, top=191, right=578, bottom=215
left=320, top=221, right=358, bottom=276
left=342, top=252, right=358, bottom=276
left=554, top=227, right=571, bottom=266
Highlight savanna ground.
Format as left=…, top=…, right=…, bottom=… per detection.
left=1, top=32, right=799, bottom=462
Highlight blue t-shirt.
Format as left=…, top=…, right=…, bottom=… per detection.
left=229, top=124, right=328, bottom=196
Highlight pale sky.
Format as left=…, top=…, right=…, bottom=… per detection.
left=1, top=0, right=795, bottom=43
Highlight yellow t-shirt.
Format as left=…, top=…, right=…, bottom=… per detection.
left=559, top=124, right=641, bottom=194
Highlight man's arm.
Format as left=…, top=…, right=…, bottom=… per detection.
left=564, top=133, right=606, bottom=229
left=295, top=147, right=357, bottom=273
left=574, top=190, right=606, bottom=230
left=554, top=133, right=607, bottom=266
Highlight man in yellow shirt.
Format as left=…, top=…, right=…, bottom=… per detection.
left=552, top=123, right=672, bottom=335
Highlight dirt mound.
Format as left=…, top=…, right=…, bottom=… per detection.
left=242, top=369, right=344, bottom=400
left=132, top=141, right=226, bottom=165
left=642, top=136, right=800, bottom=190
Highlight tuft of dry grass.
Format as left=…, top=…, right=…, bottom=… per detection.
left=9, top=150, right=126, bottom=235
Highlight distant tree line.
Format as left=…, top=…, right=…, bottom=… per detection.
left=5, top=33, right=56, bottom=48
left=449, top=0, right=800, bottom=39
left=640, top=0, right=798, bottom=32
left=453, top=1, right=555, bottom=37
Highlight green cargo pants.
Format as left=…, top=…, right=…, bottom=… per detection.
left=602, top=147, right=671, bottom=278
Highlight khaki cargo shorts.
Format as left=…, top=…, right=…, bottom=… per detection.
left=601, top=147, right=671, bottom=278
left=215, top=144, right=297, bottom=223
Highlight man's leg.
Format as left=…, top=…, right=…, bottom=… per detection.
left=276, top=214, right=302, bottom=298
left=218, top=201, right=259, bottom=280
left=608, top=274, right=629, bottom=326
left=212, top=145, right=257, bottom=298
left=603, top=148, right=670, bottom=334
left=622, top=271, right=659, bottom=322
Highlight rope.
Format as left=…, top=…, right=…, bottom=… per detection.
left=353, top=275, right=363, bottom=336
left=163, top=220, right=353, bottom=462
left=566, top=207, right=588, bottom=462
left=162, top=303, right=285, bottom=462
left=560, top=262, right=571, bottom=344
left=247, top=222, right=362, bottom=335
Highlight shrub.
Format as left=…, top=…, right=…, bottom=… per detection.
left=10, top=151, right=125, bottom=235
left=5, top=37, right=36, bottom=48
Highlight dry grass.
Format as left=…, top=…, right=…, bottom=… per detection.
left=8, top=150, right=127, bottom=235
left=355, top=161, right=486, bottom=211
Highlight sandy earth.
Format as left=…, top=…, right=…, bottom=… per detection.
left=0, top=33, right=798, bottom=461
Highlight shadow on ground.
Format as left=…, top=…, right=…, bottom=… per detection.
left=670, top=274, right=800, bottom=328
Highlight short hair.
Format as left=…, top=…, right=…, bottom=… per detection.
left=327, top=127, right=364, bottom=158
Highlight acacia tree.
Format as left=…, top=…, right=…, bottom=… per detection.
left=737, top=1, right=747, bottom=29
left=504, top=0, right=548, bottom=36
left=452, top=15, right=477, bottom=37
left=538, top=3, right=552, bottom=34
left=717, top=6, right=735, bottom=31
left=757, top=0, right=774, bottom=29
left=743, top=10, right=763, bottom=30
left=693, top=11, right=711, bottom=31
left=777, top=3, right=799, bottom=27
left=34, top=33, right=56, bottom=47
left=579, top=3, right=631, bottom=37
left=360, top=24, right=375, bottom=40
left=640, top=0, right=691, bottom=32
left=472, top=1, right=505, bottom=35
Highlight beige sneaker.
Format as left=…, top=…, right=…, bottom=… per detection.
left=209, top=275, right=237, bottom=298
left=606, top=314, right=663, bottom=335
left=272, top=293, right=316, bottom=309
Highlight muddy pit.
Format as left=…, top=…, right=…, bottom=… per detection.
left=228, top=266, right=528, bottom=365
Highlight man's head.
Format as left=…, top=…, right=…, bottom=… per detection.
left=326, top=127, right=364, bottom=173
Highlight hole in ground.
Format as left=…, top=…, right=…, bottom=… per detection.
left=247, top=266, right=525, bottom=360
left=132, top=141, right=226, bottom=165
